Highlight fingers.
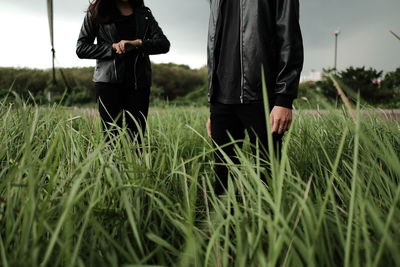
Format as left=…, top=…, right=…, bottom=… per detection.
left=112, top=43, right=123, bottom=54
left=276, top=117, right=292, bottom=134
left=279, top=121, right=288, bottom=134
left=206, top=118, right=212, bottom=137
left=118, top=41, right=126, bottom=53
left=113, top=40, right=143, bottom=55
left=270, top=107, right=293, bottom=134
left=272, top=118, right=285, bottom=134
left=116, top=46, right=123, bottom=54
left=270, top=114, right=278, bottom=133
left=113, top=41, right=131, bottom=54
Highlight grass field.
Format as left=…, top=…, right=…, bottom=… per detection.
left=0, top=99, right=399, bottom=266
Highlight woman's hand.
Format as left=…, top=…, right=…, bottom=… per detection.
left=131, top=39, right=143, bottom=47
left=112, top=43, right=123, bottom=54
left=112, top=40, right=143, bottom=54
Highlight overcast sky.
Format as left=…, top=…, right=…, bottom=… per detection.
left=0, top=0, right=399, bottom=75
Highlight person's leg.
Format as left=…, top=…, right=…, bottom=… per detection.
left=235, top=103, right=283, bottom=179
left=123, top=87, right=150, bottom=143
left=95, top=83, right=124, bottom=140
left=210, top=103, right=245, bottom=195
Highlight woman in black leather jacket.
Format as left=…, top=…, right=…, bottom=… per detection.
left=76, top=0, right=170, bottom=142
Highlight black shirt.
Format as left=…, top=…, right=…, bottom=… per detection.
left=213, top=0, right=241, bottom=104
left=115, top=13, right=137, bottom=86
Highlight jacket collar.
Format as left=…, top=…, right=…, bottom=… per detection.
left=107, top=7, right=150, bottom=42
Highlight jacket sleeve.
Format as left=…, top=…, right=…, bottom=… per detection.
left=274, top=0, right=304, bottom=108
left=140, top=10, right=170, bottom=55
left=76, top=12, right=115, bottom=60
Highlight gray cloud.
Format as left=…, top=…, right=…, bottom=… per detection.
left=301, top=0, right=399, bottom=46
left=2, top=0, right=399, bottom=72
left=300, top=0, right=400, bottom=72
left=149, top=0, right=209, bottom=56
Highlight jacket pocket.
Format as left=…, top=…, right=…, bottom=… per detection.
left=93, top=59, right=115, bottom=83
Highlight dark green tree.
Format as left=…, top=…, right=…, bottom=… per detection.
left=382, top=68, right=400, bottom=90
left=152, top=63, right=206, bottom=100
left=316, top=68, right=336, bottom=101
left=339, top=66, right=383, bottom=103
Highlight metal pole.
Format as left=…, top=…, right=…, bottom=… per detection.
left=332, top=30, right=340, bottom=73
left=47, top=0, right=56, bottom=85
left=52, top=48, right=56, bottom=85
left=334, top=34, right=338, bottom=72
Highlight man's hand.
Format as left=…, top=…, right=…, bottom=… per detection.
left=206, top=118, right=212, bottom=137
left=112, top=39, right=143, bottom=54
left=270, top=106, right=293, bottom=134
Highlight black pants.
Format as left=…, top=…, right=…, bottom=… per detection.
left=95, top=83, right=150, bottom=142
left=210, top=103, right=283, bottom=195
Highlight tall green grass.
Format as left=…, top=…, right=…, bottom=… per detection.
left=0, top=95, right=399, bottom=266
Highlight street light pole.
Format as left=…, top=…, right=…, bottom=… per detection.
left=47, top=0, right=56, bottom=84
left=332, top=30, right=341, bottom=73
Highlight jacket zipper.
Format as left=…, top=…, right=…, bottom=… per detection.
left=134, top=18, right=150, bottom=90
left=133, top=55, right=139, bottom=90
left=239, top=0, right=244, bottom=104
left=113, top=59, right=118, bottom=81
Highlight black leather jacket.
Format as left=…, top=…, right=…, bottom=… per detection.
left=208, top=0, right=304, bottom=107
left=76, top=7, right=170, bottom=89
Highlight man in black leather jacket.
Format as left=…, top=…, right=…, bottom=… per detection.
left=206, top=0, right=304, bottom=194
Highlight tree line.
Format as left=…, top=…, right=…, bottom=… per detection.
left=0, top=63, right=207, bottom=106
left=0, top=64, right=399, bottom=108
left=298, top=67, right=400, bottom=108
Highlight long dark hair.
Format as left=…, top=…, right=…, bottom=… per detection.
left=88, top=0, right=144, bottom=24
